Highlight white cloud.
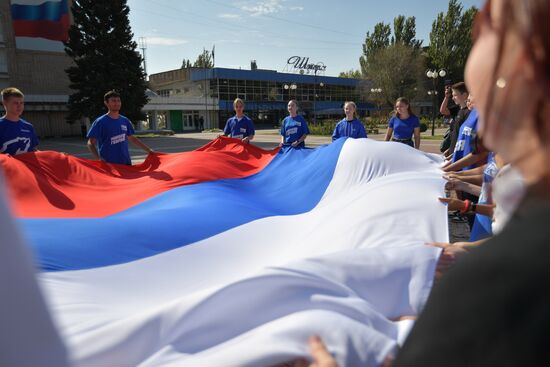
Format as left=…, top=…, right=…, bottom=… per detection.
left=145, top=37, right=188, bottom=46
left=218, top=13, right=241, bottom=19
left=289, top=6, right=304, bottom=11
left=240, top=0, right=284, bottom=16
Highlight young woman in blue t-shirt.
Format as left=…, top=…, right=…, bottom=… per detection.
left=384, top=97, right=421, bottom=149
left=279, top=100, right=309, bottom=148
left=331, top=101, right=367, bottom=141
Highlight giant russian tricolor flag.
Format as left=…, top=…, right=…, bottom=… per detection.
left=10, top=0, right=69, bottom=51
left=1, top=137, right=447, bottom=366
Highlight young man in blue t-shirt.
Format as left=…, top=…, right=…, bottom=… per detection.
left=223, top=98, right=255, bottom=143
left=0, top=87, right=39, bottom=156
left=87, top=90, right=153, bottom=165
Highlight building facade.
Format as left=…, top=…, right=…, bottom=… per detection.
left=147, top=67, right=372, bottom=132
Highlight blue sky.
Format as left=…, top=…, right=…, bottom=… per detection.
left=127, top=0, right=484, bottom=77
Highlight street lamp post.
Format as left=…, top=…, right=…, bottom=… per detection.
left=370, top=88, right=382, bottom=118
left=313, top=73, right=324, bottom=124
left=284, top=83, right=297, bottom=99
left=426, top=69, right=447, bottom=136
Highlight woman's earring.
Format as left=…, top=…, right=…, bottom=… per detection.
left=496, top=77, right=507, bottom=89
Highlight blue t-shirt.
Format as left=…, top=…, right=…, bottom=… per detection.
left=0, top=117, right=39, bottom=155
left=388, top=115, right=420, bottom=139
left=470, top=152, right=498, bottom=241
left=280, top=115, right=310, bottom=148
left=87, top=114, right=135, bottom=165
left=223, top=115, right=255, bottom=139
left=332, top=118, right=367, bottom=142
left=452, top=108, right=479, bottom=167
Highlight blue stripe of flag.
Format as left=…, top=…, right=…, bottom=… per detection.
left=21, top=139, right=347, bottom=272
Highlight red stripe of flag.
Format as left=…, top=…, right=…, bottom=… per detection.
left=1, top=138, right=279, bottom=218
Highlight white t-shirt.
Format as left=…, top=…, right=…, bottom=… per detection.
left=492, top=164, right=526, bottom=234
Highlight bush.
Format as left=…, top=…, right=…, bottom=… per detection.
left=419, top=121, right=428, bottom=133
left=309, top=120, right=338, bottom=136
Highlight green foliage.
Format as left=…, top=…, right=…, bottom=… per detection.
left=360, top=16, right=422, bottom=75
left=359, top=16, right=426, bottom=106
left=420, top=116, right=446, bottom=129
left=428, top=0, right=478, bottom=82
left=338, top=69, right=362, bottom=79
left=419, top=121, right=428, bottom=133
left=392, top=15, right=423, bottom=49
left=65, top=0, right=148, bottom=123
left=359, top=22, right=391, bottom=73
left=181, top=58, right=192, bottom=68
left=308, top=120, right=338, bottom=136
left=193, top=48, right=214, bottom=68
left=308, top=119, right=383, bottom=136
left=364, top=43, right=426, bottom=105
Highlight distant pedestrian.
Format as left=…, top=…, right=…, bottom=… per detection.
left=87, top=90, right=153, bottom=165
left=384, top=97, right=420, bottom=149
left=280, top=100, right=309, bottom=149
left=331, top=101, right=367, bottom=142
left=440, top=82, right=470, bottom=158
left=223, top=98, right=255, bottom=143
left=0, top=87, right=39, bottom=156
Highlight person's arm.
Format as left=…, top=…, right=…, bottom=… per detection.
left=87, top=138, right=101, bottom=160
left=332, top=125, right=340, bottom=142
left=440, top=97, right=451, bottom=116
left=291, top=134, right=307, bottom=147
left=128, top=135, right=153, bottom=154
left=449, top=164, right=486, bottom=177
left=430, top=239, right=489, bottom=278
left=222, top=120, right=231, bottom=137
left=455, top=174, right=483, bottom=186
left=444, top=176, right=482, bottom=196
left=439, top=197, right=495, bottom=217
left=443, top=151, right=489, bottom=172
left=384, top=127, right=393, bottom=141
left=413, top=127, right=421, bottom=149
left=243, top=121, right=255, bottom=143
left=440, top=87, right=452, bottom=116
left=358, top=123, right=367, bottom=138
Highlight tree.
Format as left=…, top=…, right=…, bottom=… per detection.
left=65, top=0, right=148, bottom=123
left=428, top=0, right=478, bottom=82
left=181, top=58, right=192, bottom=68
left=392, top=16, right=422, bottom=49
left=359, top=16, right=425, bottom=105
left=359, top=22, right=391, bottom=75
left=193, top=48, right=214, bottom=68
left=338, top=69, right=362, bottom=79
left=365, top=43, right=426, bottom=107
left=360, top=16, right=422, bottom=77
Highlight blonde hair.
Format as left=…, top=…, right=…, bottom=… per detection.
left=1, top=87, right=24, bottom=102
left=344, top=101, right=357, bottom=119
left=233, top=98, right=244, bottom=108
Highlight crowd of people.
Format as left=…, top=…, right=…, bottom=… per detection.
left=1, top=0, right=549, bottom=365
left=1, top=85, right=425, bottom=163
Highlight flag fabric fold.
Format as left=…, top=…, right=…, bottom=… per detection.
left=2, top=137, right=447, bottom=366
